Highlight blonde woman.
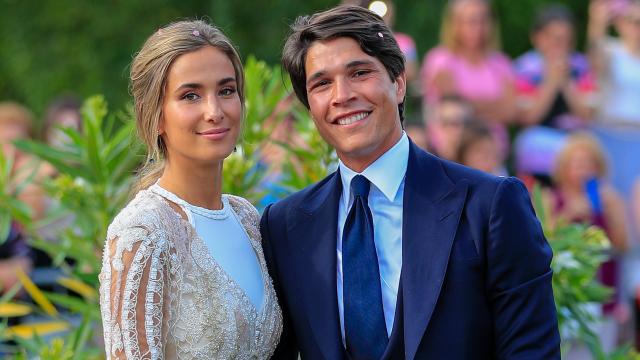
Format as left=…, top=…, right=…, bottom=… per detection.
left=420, top=0, right=516, bottom=162
left=545, top=132, right=627, bottom=354
left=99, top=20, right=282, bottom=359
left=547, top=132, right=627, bottom=250
left=421, top=0, right=516, bottom=123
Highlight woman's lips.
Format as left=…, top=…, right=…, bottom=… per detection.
left=197, top=128, right=230, bottom=140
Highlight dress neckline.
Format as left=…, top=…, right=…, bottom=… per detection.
left=149, top=182, right=269, bottom=316
left=149, top=181, right=230, bottom=220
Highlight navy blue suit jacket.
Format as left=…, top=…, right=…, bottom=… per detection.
left=261, top=142, right=560, bottom=359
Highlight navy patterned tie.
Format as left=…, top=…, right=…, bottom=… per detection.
left=343, top=175, right=388, bottom=359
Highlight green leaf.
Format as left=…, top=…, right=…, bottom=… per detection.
left=81, top=97, right=107, bottom=183
left=13, top=139, right=84, bottom=178
left=42, top=292, right=100, bottom=320
left=0, top=214, right=10, bottom=246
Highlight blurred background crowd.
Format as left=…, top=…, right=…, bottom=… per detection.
left=2, top=0, right=640, bottom=358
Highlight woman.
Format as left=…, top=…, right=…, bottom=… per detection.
left=544, top=132, right=627, bottom=353
left=587, top=0, right=640, bottom=209
left=99, top=20, right=282, bottom=359
left=513, top=4, right=597, bottom=186
left=588, top=0, right=640, bottom=126
left=547, top=132, right=627, bottom=250
left=421, top=0, right=516, bottom=158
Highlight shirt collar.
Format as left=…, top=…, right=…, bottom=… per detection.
left=339, top=132, right=409, bottom=207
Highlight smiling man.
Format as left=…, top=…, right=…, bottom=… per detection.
left=260, top=5, right=560, bottom=360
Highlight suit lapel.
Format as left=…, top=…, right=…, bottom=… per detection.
left=402, top=143, right=468, bottom=360
left=289, top=172, right=345, bottom=360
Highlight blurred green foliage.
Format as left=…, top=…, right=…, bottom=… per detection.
left=1, top=0, right=589, bottom=123
left=0, top=150, right=32, bottom=243
left=0, top=95, right=136, bottom=358
left=14, top=95, right=143, bottom=272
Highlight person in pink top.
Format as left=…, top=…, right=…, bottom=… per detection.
left=421, top=0, right=516, bottom=158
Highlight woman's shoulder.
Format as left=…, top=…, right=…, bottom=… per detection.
left=421, top=46, right=458, bottom=82
left=514, top=50, right=542, bottom=70
left=103, top=189, right=180, bottom=272
left=603, top=37, right=625, bottom=54
left=600, top=183, right=624, bottom=204
left=107, top=188, right=177, bottom=241
left=487, top=50, right=513, bottom=67
left=226, top=195, right=260, bottom=223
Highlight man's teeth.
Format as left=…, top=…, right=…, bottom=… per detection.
left=336, top=112, right=368, bottom=125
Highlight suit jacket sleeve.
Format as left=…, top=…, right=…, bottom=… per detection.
left=260, top=204, right=299, bottom=360
left=486, top=177, right=560, bottom=359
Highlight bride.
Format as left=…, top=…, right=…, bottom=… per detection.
left=99, top=20, right=282, bottom=359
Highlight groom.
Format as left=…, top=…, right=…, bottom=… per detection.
left=261, top=5, right=560, bottom=359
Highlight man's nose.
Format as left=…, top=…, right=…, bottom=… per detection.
left=331, top=77, right=354, bottom=106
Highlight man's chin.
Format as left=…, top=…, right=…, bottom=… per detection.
left=336, top=144, right=383, bottom=168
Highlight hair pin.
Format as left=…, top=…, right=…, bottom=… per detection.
left=192, top=30, right=200, bottom=37
left=377, top=32, right=384, bottom=38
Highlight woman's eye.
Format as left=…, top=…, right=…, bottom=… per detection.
left=182, top=92, right=200, bottom=101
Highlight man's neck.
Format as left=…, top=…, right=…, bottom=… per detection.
left=338, top=129, right=403, bottom=173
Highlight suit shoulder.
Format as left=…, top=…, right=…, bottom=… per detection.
left=268, top=171, right=338, bottom=215
left=436, top=156, right=506, bottom=190
left=430, top=157, right=530, bottom=208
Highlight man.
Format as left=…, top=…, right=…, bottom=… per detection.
left=261, top=5, right=560, bottom=359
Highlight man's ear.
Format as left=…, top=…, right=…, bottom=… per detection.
left=395, top=70, right=407, bottom=104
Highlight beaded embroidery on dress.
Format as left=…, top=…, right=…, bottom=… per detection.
left=99, top=188, right=282, bottom=359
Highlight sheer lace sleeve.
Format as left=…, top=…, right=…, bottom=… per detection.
left=100, top=223, right=171, bottom=360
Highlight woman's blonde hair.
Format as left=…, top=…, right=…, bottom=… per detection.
left=553, top=132, right=608, bottom=185
left=130, top=19, right=244, bottom=193
left=440, top=0, right=501, bottom=52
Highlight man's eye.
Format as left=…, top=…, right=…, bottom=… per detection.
left=354, top=70, right=370, bottom=77
left=311, top=80, right=329, bottom=91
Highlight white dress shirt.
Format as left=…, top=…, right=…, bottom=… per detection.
left=337, top=132, right=408, bottom=340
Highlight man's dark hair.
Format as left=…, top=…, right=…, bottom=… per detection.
left=531, top=4, right=576, bottom=34
left=282, top=5, right=406, bottom=121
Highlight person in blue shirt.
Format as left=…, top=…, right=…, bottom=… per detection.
left=261, top=5, right=560, bottom=359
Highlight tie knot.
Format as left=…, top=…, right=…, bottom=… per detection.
left=351, top=175, right=370, bottom=198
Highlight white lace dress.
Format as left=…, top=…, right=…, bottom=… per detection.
left=99, top=188, right=282, bottom=359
